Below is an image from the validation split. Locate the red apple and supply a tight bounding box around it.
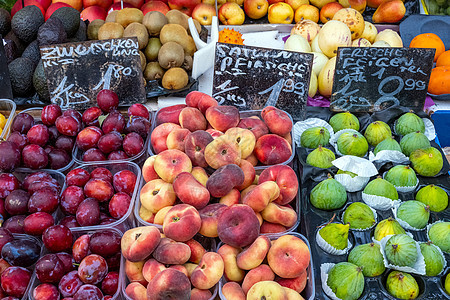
[83,0,111,9]
[113,0,144,8]
[81,5,107,21]
[141,0,169,14]
[108,1,134,11]
[11,0,45,17]
[45,2,72,20]
[168,0,201,16]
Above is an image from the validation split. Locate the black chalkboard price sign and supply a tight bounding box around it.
[40,37,146,110]
[212,42,313,121]
[0,37,13,100]
[330,47,435,112]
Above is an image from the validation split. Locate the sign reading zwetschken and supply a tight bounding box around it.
[330,47,435,112]
[212,43,313,121]
[40,37,145,110]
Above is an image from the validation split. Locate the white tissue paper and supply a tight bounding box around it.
[369,150,410,164]
[321,263,342,300]
[362,192,400,211]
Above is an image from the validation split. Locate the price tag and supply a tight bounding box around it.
[212,43,313,121]
[330,47,435,112]
[40,37,145,110]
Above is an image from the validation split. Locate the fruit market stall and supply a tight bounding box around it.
[0,0,449,300]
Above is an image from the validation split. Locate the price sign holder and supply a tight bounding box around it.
[0,36,13,100]
[40,37,145,110]
[330,47,435,112]
[212,42,313,121]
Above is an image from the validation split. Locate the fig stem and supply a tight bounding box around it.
[317,213,336,229]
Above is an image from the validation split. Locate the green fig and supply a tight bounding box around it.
[416,184,448,212]
[386,271,419,300]
[306,146,335,168]
[327,262,364,300]
[301,126,330,148]
[348,243,385,277]
[329,112,360,132]
[420,242,445,276]
[400,131,431,157]
[373,136,402,155]
[336,131,369,157]
[310,176,347,210]
[445,273,450,295]
[410,147,443,177]
[397,201,430,230]
[343,202,376,230]
[319,223,350,250]
[385,234,418,267]
[384,165,418,188]
[374,217,406,241]
[363,178,399,200]
[364,121,391,146]
[337,169,358,178]
[395,112,425,136]
[428,222,450,253]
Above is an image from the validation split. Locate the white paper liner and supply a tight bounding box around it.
[332,155,378,177]
[316,228,352,255]
[423,118,436,141]
[320,263,342,300]
[293,118,335,148]
[368,150,410,164]
[374,233,426,275]
[329,129,366,157]
[335,174,370,192]
[362,192,401,211]
[341,205,378,231]
[426,220,450,254]
[392,117,436,141]
[382,170,419,193]
[419,242,447,276]
[392,201,428,231]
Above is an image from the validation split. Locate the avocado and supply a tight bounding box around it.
[0,8,11,36]
[33,59,50,101]
[2,39,18,64]
[5,30,26,55]
[11,5,44,43]
[49,7,80,37]
[67,19,87,42]
[22,40,40,66]
[8,57,35,96]
[37,17,67,46]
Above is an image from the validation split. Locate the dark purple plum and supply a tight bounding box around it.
[61,186,85,215]
[55,135,75,153]
[1,239,41,267]
[35,254,65,283]
[6,132,28,150]
[27,124,49,146]
[3,215,26,233]
[108,150,128,160]
[76,198,100,226]
[0,141,21,172]
[101,111,125,134]
[28,187,59,213]
[89,230,121,257]
[101,271,119,296]
[58,270,83,298]
[97,131,122,154]
[66,168,90,186]
[0,173,20,199]
[22,144,48,169]
[73,284,103,300]
[11,113,34,134]
[82,148,106,161]
[5,189,29,215]
[23,212,55,236]
[48,149,71,169]
[97,89,119,113]
[122,132,144,157]
[125,116,150,139]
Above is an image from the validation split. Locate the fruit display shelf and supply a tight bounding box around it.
[0,99,16,141]
[296,107,450,299]
[65,161,141,234]
[10,107,76,173]
[28,227,123,300]
[120,230,218,300]
[217,232,315,300]
[72,110,154,167]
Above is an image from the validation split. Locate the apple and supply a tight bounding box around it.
[319,2,343,23]
[285,0,308,10]
[81,5,107,21]
[218,2,245,25]
[83,0,111,9]
[192,3,217,25]
[268,2,294,24]
[168,0,201,16]
[52,0,83,11]
[243,0,269,19]
[113,0,144,8]
[141,0,170,15]
[11,0,48,17]
[45,2,72,20]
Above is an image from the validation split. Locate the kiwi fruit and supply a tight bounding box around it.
[158,41,184,69]
[105,11,118,23]
[123,22,148,49]
[145,37,161,61]
[142,11,167,36]
[144,62,165,81]
[87,19,104,40]
[162,67,188,90]
[160,24,196,56]
[139,51,146,71]
[116,8,143,28]
[98,22,124,40]
[182,55,193,71]
[165,10,189,30]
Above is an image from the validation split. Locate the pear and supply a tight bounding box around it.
[319,223,350,250]
[372,0,406,24]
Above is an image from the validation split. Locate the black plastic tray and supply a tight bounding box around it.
[295,106,450,300]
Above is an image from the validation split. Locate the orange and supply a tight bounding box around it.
[436,50,450,67]
[409,33,445,62]
[428,66,450,95]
